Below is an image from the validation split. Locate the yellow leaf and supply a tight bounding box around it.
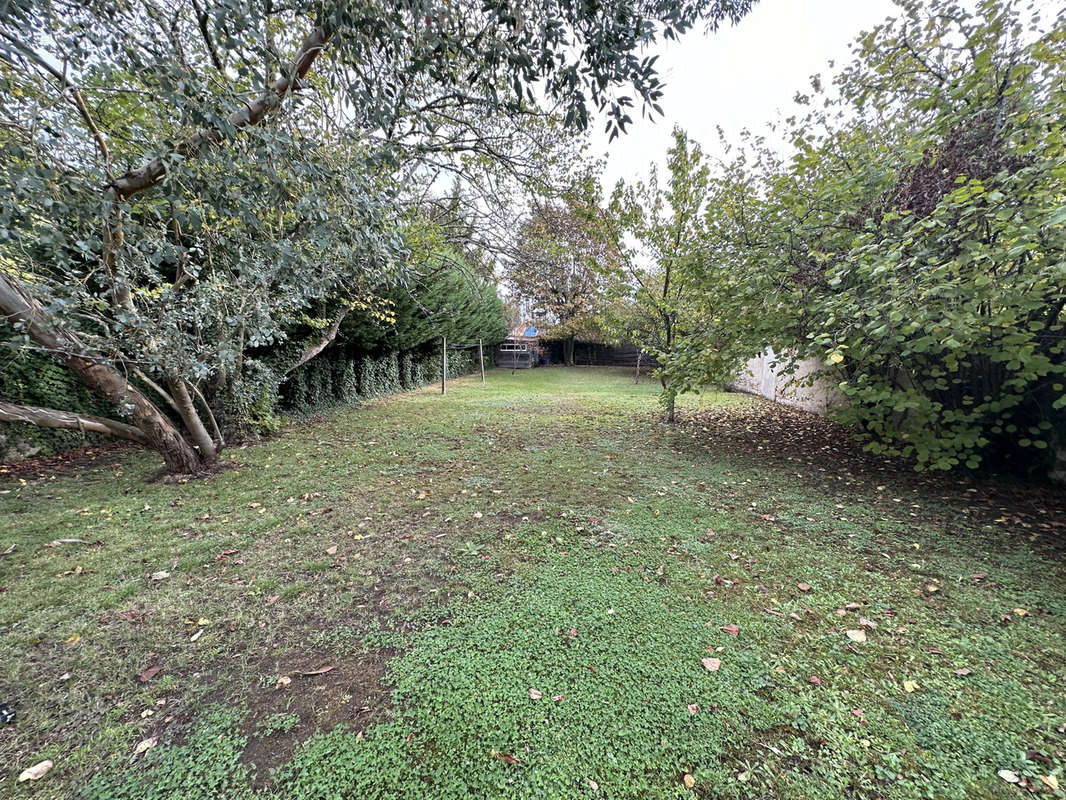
[683,773,695,788]
[1039,775,1059,791]
[1012,608,1029,616]
[903,680,919,693]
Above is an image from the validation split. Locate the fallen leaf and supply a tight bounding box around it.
[683,773,695,788]
[150,571,170,581]
[1039,775,1060,791]
[588,779,599,791]
[494,751,520,765]
[997,769,1020,784]
[844,602,861,611]
[528,688,542,700]
[809,675,822,686]
[720,624,739,636]
[134,736,158,756]
[797,583,812,592]
[1013,608,1029,616]
[845,629,867,643]
[275,675,291,689]
[701,657,722,672]
[569,627,577,638]
[299,665,336,676]
[687,703,699,715]
[552,694,565,703]
[137,665,161,683]
[325,545,338,555]
[903,680,919,693]
[18,759,53,782]
[267,595,280,605]
[953,668,971,676]
[858,616,877,629]
[189,628,204,642]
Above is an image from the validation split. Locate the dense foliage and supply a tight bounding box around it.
[638,0,1065,475]
[0,0,754,472]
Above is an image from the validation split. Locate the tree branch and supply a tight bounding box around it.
[284,305,350,375]
[0,400,150,445]
[110,26,332,199]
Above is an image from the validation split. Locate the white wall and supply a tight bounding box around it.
[732,348,843,415]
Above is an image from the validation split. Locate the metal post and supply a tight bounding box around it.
[441,336,447,395]
[478,339,485,382]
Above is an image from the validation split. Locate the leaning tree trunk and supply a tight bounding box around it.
[0,272,205,473]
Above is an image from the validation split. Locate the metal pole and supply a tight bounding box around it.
[478,339,485,382]
[441,336,446,395]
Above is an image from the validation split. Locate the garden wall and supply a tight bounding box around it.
[731,348,843,416]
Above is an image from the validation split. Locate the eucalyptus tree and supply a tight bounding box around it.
[0,0,755,473]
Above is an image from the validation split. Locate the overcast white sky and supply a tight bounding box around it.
[591,0,900,189]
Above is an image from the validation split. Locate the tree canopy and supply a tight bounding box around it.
[0,0,755,472]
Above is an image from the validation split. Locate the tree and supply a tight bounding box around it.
[0,0,755,473]
[682,0,1066,476]
[604,128,741,421]
[508,194,615,365]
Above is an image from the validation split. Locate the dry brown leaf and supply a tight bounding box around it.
[845,629,867,643]
[325,545,338,555]
[138,665,161,683]
[720,624,739,636]
[18,760,54,782]
[528,688,542,700]
[683,773,695,788]
[588,778,600,791]
[134,736,158,756]
[687,703,699,715]
[701,657,722,672]
[953,668,971,676]
[797,583,812,592]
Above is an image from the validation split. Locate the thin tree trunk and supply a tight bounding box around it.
[167,376,218,463]
[564,336,575,366]
[0,272,203,473]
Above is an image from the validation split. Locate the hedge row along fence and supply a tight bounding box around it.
[280,345,476,413]
[0,344,475,462]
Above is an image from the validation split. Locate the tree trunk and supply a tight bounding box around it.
[661,375,677,423]
[167,376,218,464]
[0,272,204,473]
[0,401,150,445]
[564,336,575,366]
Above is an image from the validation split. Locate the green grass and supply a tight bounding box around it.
[1,367,1063,799]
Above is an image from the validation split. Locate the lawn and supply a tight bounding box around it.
[1,367,1064,799]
